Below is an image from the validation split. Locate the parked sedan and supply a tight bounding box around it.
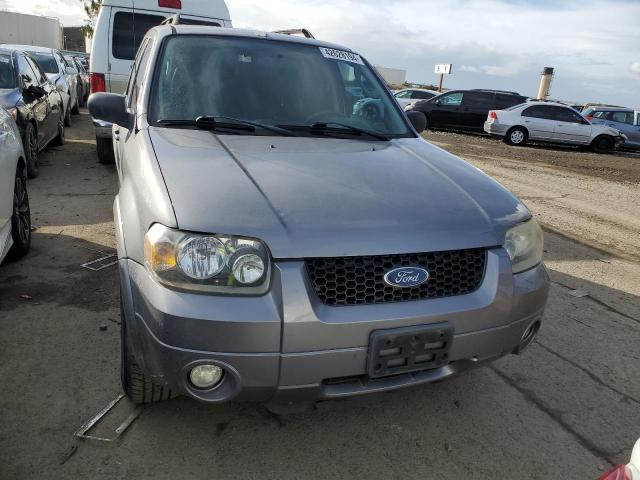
[2,45,78,126]
[90,25,549,411]
[484,101,626,153]
[0,47,65,178]
[393,88,438,108]
[64,55,88,108]
[0,107,31,263]
[583,106,640,151]
[407,89,528,131]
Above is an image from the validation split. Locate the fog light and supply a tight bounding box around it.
[232,253,265,284]
[189,364,223,389]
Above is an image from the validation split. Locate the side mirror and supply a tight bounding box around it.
[88,93,131,128]
[434,99,441,106]
[406,111,427,133]
[25,85,46,98]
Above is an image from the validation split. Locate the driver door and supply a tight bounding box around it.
[431,91,463,128]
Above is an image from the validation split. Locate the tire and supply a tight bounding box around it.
[23,122,39,179]
[8,165,31,258]
[121,294,175,404]
[77,86,85,108]
[505,126,528,146]
[64,104,72,127]
[49,111,65,147]
[96,137,115,164]
[423,113,430,130]
[71,91,80,115]
[591,135,614,154]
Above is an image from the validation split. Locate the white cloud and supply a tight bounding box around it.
[631,62,640,75]
[459,65,479,73]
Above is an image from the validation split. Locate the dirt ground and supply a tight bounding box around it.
[0,114,638,480]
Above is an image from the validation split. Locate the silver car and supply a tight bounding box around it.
[484,101,626,153]
[583,106,640,151]
[0,107,31,264]
[89,25,549,411]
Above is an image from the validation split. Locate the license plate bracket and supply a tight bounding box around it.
[367,323,454,378]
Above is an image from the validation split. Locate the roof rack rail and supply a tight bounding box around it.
[273,28,315,39]
[471,89,521,96]
[161,14,181,26]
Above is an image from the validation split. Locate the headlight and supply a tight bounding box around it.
[144,224,270,294]
[503,219,544,274]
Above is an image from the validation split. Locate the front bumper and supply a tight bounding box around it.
[120,248,550,405]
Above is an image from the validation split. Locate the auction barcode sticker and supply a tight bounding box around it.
[319,47,364,65]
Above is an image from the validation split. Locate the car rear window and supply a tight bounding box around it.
[0,54,15,88]
[27,52,59,74]
[112,12,165,60]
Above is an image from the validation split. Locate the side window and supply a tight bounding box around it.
[112,12,165,61]
[413,91,434,99]
[592,111,607,119]
[463,92,493,108]
[522,105,554,120]
[128,39,152,110]
[552,107,584,123]
[17,54,38,88]
[439,92,463,106]
[394,91,411,99]
[25,57,47,85]
[495,94,525,109]
[610,111,633,124]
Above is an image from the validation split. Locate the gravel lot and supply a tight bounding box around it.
[0,113,638,479]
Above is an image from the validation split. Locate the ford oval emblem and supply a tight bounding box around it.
[384,267,430,288]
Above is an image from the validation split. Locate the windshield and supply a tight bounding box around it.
[27,52,59,74]
[0,54,15,88]
[149,36,412,138]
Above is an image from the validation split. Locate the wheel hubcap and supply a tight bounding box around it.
[511,131,524,143]
[13,175,30,243]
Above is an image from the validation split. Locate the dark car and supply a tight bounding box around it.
[407,89,528,132]
[0,48,65,178]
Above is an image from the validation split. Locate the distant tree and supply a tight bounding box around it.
[80,0,102,36]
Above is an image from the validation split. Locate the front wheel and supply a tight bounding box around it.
[120,295,176,404]
[96,137,115,164]
[9,165,31,258]
[23,122,39,179]
[50,111,65,147]
[64,104,72,127]
[591,135,614,154]
[505,126,528,146]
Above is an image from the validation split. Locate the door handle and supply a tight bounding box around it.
[113,128,120,141]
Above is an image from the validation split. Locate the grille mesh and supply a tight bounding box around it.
[306,248,486,306]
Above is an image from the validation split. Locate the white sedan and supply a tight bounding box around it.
[0,107,31,264]
[393,88,438,109]
[484,101,626,153]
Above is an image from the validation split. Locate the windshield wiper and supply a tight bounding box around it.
[278,122,389,141]
[156,116,296,137]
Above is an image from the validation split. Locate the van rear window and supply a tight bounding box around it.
[112,12,165,60]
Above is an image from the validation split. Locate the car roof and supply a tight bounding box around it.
[159,25,357,52]
[398,88,438,93]
[521,100,572,108]
[1,44,56,54]
[588,106,633,112]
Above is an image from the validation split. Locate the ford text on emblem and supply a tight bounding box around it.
[383,267,430,288]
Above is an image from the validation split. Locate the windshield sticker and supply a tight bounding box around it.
[319,47,364,65]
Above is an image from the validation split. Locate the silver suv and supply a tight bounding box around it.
[89,25,550,411]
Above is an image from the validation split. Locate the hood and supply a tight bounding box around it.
[148,128,529,258]
[0,88,20,110]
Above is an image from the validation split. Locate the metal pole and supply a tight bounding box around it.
[438,73,444,92]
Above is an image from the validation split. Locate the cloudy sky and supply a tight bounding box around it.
[1,0,638,105]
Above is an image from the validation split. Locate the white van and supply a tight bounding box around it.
[89,0,232,162]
